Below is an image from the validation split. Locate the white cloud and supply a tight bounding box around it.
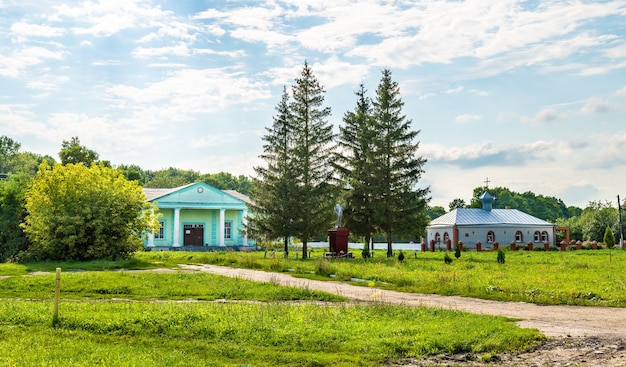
[581,97,613,113]
[455,114,481,123]
[10,22,65,38]
[0,46,65,77]
[105,67,272,120]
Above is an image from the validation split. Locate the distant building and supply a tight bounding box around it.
[143,182,251,249]
[426,190,556,249]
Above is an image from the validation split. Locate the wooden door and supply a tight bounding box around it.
[184,224,204,246]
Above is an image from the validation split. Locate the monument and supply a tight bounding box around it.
[328,204,350,257]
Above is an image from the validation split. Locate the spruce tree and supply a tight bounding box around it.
[371,69,430,257]
[290,61,335,259]
[247,86,298,255]
[337,83,378,250]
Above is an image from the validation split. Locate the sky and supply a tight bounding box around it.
[1,0,625,210]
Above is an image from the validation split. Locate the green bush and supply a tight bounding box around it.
[397,250,405,262]
[444,253,452,264]
[361,244,370,259]
[497,249,505,264]
[454,245,461,259]
[314,258,333,277]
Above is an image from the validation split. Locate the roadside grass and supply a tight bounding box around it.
[0,299,543,366]
[124,249,626,307]
[0,271,345,302]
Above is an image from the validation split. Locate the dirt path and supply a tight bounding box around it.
[180,264,626,366]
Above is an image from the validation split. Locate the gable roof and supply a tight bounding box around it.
[429,208,553,227]
[142,182,249,208]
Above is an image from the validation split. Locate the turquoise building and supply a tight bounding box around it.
[143,182,250,249]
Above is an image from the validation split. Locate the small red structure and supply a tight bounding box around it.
[328,227,350,257]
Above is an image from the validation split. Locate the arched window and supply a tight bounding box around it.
[541,231,548,242]
[515,231,523,243]
[534,231,541,242]
[486,231,495,243]
[443,232,450,242]
[435,233,441,244]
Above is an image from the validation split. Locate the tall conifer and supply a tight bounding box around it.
[371,69,430,257]
[247,86,298,254]
[337,84,378,250]
[290,61,335,259]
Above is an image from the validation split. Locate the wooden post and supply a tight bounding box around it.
[53,268,61,325]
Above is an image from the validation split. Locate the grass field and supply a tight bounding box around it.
[1,249,621,365]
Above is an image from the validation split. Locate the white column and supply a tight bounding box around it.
[242,210,248,246]
[173,207,181,247]
[219,208,225,246]
[147,233,155,247]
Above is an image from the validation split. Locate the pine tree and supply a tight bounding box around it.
[337,83,378,250]
[289,61,335,259]
[370,69,430,257]
[247,86,299,255]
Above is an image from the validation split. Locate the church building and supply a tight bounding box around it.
[427,190,556,249]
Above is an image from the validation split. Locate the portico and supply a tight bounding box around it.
[143,182,250,248]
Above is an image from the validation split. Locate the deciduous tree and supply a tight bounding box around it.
[23,162,158,261]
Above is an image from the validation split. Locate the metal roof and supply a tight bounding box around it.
[429,208,553,227]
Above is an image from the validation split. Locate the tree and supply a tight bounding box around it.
[336,83,378,250]
[370,69,429,257]
[289,62,336,259]
[59,137,99,166]
[449,198,466,211]
[0,174,31,261]
[247,86,299,255]
[144,167,200,188]
[427,206,446,220]
[579,201,618,242]
[603,226,615,249]
[22,162,158,261]
[0,136,21,173]
[201,172,252,195]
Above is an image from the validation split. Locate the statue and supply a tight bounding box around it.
[334,203,344,227]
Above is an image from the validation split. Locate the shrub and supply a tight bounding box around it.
[454,245,461,259]
[361,244,370,259]
[497,249,505,264]
[397,250,405,262]
[532,246,544,251]
[444,253,453,264]
[314,258,333,277]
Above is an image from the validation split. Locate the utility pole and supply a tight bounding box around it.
[618,195,624,249]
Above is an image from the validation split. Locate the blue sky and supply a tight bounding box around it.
[1,0,625,210]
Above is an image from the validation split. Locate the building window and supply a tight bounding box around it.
[486,231,495,243]
[443,232,450,242]
[534,231,541,242]
[155,220,165,239]
[224,221,232,240]
[541,231,548,242]
[515,231,523,243]
[435,232,441,244]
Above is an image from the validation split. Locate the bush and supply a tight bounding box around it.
[361,244,370,259]
[532,246,544,251]
[454,245,461,259]
[444,253,452,264]
[497,249,505,264]
[314,258,333,277]
[397,250,405,262]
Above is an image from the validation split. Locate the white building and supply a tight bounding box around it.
[427,191,556,249]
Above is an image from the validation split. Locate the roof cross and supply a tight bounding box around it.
[484,177,490,188]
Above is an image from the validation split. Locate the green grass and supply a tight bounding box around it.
[110,249,626,307]
[0,299,543,366]
[0,271,345,302]
[3,249,625,306]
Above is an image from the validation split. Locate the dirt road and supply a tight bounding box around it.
[180,264,626,366]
